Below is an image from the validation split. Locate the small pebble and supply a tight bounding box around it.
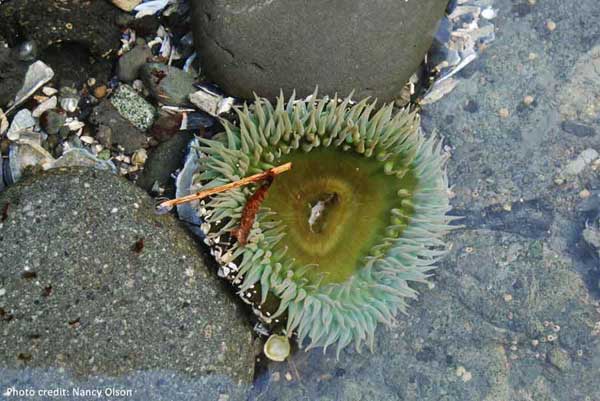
[546,20,556,32]
[94,85,108,99]
[531,339,539,347]
[580,189,591,199]
[80,135,95,144]
[528,0,536,4]
[284,372,293,381]
[528,52,538,60]
[131,148,148,166]
[498,108,510,118]
[481,8,496,19]
[0,288,6,296]
[42,87,58,96]
[523,95,535,106]
[503,293,513,302]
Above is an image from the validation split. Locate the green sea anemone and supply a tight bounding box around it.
[192,92,452,357]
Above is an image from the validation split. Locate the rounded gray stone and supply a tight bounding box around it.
[117,43,153,83]
[0,168,254,400]
[140,63,197,107]
[190,0,448,101]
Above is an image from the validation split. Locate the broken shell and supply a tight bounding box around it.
[60,97,79,113]
[6,61,54,114]
[32,96,58,118]
[6,109,36,141]
[263,334,291,362]
[42,86,59,96]
[131,148,148,166]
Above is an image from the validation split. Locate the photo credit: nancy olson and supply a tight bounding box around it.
[3,386,133,398]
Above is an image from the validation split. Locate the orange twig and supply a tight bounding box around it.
[157,162,292,211]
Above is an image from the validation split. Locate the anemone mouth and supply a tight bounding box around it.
[192,92,452,357]
[262,147,417,285]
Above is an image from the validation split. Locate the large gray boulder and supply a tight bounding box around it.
[190,0,448,101]
[0,168,254,401]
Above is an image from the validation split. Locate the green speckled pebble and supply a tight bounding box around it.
[110,84,156,131]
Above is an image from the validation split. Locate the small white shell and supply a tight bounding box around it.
[481,8,497,20]
[264,334,291,362]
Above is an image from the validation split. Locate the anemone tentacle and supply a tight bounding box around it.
[192,92,452,357]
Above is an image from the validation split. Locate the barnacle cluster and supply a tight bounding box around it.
[192,92,452,357]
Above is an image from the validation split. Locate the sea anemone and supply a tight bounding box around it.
[192,92,452,357]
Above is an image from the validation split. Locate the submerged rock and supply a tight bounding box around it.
[136,132,194,194]
[190,0,448,101]
[0,168,254,399]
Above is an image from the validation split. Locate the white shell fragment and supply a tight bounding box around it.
[65,120,85,131]
[420,0,496,104]
[189,88,234,117]
[42,86,58,96]
[263,334,291,362]
[419,78,459,105]
[80,135,95,144]
[32,95,58,118]
[60,97,79,113]
[6,109,36,141]
[7,61,54,114]
[134,0,173,18]
[481,8,497,19]
[0,108,8,136]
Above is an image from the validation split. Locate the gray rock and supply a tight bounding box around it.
[117,42,153,82]
[95,125,113,148]
[140,63,198,106]
[39,42,112,90]
[39,110,66,136]
[0,44,28,108]
[0,0,122,59]
[89,100,148,153]
[0,168,254,400]
[547,348,571,371]
[190,0,448,101]
[561,120,596,137]
[137,132,194,194]
[110,84,156,131]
